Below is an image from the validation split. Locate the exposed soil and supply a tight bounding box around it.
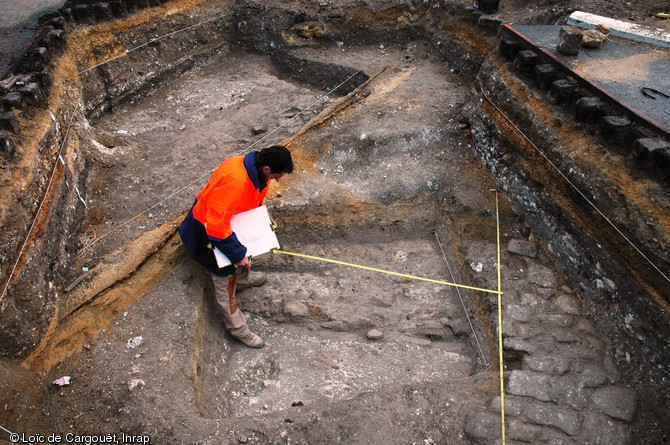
[1,0,670,444]
[41,39,495,443]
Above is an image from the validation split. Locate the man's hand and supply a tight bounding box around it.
[235,257,251,268]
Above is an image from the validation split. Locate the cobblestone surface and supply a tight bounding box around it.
[464,245,636,444]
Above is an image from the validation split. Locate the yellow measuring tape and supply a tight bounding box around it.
[273,194,507,444]
[271,249,501,295]
[495,192,507,445]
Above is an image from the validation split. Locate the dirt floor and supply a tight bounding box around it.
[2,0,670,444]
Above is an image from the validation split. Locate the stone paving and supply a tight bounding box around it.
[464,250,637,444]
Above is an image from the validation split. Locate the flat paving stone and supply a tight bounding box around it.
[525,402,582,436]
[520,292,551,309]
[527,264,558,288]
[504,337,538,354]
[580,411,632,445]
[562,384,591,410]
[526,356,570,375]
[465,411,501,442]
[553,294,582,315]
[591,386,638,422]
[512,323,535,340]
[488,395,523,417]
[508,418,543,443]
[505,304,530,322]
[552,329,581,343]
[539,314,574,328]
[507,371,557,403]
[536,287,557,299]
[579,364,609,388]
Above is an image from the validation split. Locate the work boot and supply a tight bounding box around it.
[236,332,264,348]
[236,270,267,291]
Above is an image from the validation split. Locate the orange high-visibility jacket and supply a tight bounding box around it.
[192,154,269,240]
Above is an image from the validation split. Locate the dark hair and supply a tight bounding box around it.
[257,145,294,174]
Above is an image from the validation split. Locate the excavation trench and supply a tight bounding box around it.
[2,1,670,444]
[14,10,502,439]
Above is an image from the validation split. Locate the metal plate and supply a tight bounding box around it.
[506,24,670,138]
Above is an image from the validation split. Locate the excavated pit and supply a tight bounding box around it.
[64,37,489,413]
[2,1,670,444]
[28,38,498,442]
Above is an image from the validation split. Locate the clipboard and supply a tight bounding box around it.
[213,205,280,267]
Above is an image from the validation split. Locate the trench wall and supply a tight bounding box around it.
[1,1,668,437]
[468,47,670,307]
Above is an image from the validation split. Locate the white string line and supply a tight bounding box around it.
[482,91,670,284]
[79,12,230,74]
[78,63,371,255]
[73,4,371,252]
[0,427,35,445]
[434,229,490,369]
[0,113,76,306]
[0,425,32,445]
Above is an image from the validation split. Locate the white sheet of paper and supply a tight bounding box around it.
[213,205,280,268]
